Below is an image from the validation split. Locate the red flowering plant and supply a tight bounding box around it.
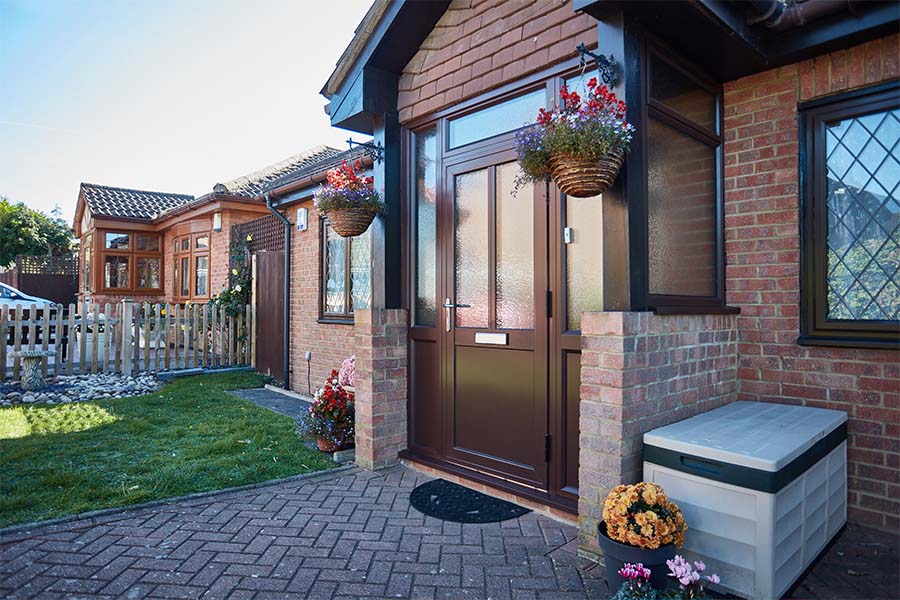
[515,77,635,185]
[296,369,355,449]
[313,159,384,215]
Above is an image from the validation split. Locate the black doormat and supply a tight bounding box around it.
[409,479,531,524]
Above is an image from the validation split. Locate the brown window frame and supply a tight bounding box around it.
[799,81,899,349]
[172,232,210,302]
[98,230,163,293]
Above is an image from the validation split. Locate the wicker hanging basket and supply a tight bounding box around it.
[326,207,377,237]
[548,150,625,198]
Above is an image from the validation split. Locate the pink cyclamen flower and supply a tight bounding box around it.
[706,574,720,585]
[694,560,706,572]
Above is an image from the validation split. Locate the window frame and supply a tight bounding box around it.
[98,229,163,293]
[641,40,731,313]
[171,231,211,301]
[799,81,900,349]
[319,218,354,323]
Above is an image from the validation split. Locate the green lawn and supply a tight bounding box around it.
[0,372,335,528]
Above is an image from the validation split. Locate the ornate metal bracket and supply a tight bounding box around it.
[346,139,384,164]
[576,43,622,87]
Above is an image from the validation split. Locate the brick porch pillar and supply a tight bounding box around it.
[577,311,738,559]
[353,308,408,470]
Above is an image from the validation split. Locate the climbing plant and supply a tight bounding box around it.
[210,234,253,317]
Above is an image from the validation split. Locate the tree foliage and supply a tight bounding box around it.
[0,198,74,268]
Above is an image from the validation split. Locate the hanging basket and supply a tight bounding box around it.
[326,207,377,237]
[548,150,625,198]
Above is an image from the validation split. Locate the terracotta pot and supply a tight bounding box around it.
[598,521,675,592]
[548,150,625,198]
[326,207,377,237]
[316,437,338,452]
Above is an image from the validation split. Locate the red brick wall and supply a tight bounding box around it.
[398,0,596,123]
[578,311,739,557]
[724,35,899,532]
[287,199,357,393]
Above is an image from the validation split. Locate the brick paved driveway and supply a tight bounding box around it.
[0,467,604,599]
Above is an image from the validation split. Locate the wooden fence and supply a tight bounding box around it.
[1,301,255,382]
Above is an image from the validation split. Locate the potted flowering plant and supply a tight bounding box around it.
[314,160,384,237]
[515,77,634,197]
[599,482,687,591]
[611,559,721,600]
[297,369,355,452]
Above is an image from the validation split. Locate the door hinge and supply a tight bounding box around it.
[545,290,552,319]
[544,433,551,462]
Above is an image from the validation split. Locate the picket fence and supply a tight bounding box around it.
[1,301,255,382]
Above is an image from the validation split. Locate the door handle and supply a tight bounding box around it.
[443,298,471,332]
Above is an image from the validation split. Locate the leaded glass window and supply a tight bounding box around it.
[321,220,370,320]
[800,83,899,348]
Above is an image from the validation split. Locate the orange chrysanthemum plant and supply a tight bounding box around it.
[602,483,687,550]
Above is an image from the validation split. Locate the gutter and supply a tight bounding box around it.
[264,192,292,390]
[746,0,858,32]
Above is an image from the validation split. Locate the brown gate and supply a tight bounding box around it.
[254,251,285,382]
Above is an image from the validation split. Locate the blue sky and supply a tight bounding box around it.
[0,0,372,223]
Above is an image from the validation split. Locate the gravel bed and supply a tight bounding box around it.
[1,373,161,407]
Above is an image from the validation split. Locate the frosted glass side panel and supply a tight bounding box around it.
[415,128,438,326]
[566,195,603,330]
[448,89,544,149]
[454,169,489,328]
[648,118,717,297]
[496,162,534,329]
[350,228,371,311]
[324,223,346,314]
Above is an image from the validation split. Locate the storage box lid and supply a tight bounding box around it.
[643,401,847,472]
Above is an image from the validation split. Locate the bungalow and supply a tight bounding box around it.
[73,146,341,307]
[268,0,900,557]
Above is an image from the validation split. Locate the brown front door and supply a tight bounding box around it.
[439,151,549,489]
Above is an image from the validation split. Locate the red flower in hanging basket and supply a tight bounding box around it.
[314,160,385,236]
[515,77,635,197]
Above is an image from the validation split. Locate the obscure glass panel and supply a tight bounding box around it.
[173,259,179,296]
[180,257,189,295]
[415,128,438,326]
[454,168,489,328]
[825,108,900,320]
[448,89,545,149]
[195,256,209,296]
[324,223,346,314]
[136,257,160,289]
[648,118,717,297]
[195,235,209,249]
[105,232,129,250]
[650,55,717,132]
[350,229,371,311]
[496,162,534,329]
[181,238,190,251]
[136,234,160,252]
[566,195,603,330]
[104,255,129,288]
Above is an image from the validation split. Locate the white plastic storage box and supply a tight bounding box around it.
[643,401,847,600]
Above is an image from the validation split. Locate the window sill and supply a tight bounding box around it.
[318,317,355,326]
[797,334,899,350]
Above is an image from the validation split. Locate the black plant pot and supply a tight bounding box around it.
[598,521,675,593]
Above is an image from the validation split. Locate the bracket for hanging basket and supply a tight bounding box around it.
[576,43,622,87]
[346,139,384,164]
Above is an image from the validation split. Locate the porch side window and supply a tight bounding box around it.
[645,50,724,310]
[414,127,437,326]
[800,83,899,348]
[320,220,370,321]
